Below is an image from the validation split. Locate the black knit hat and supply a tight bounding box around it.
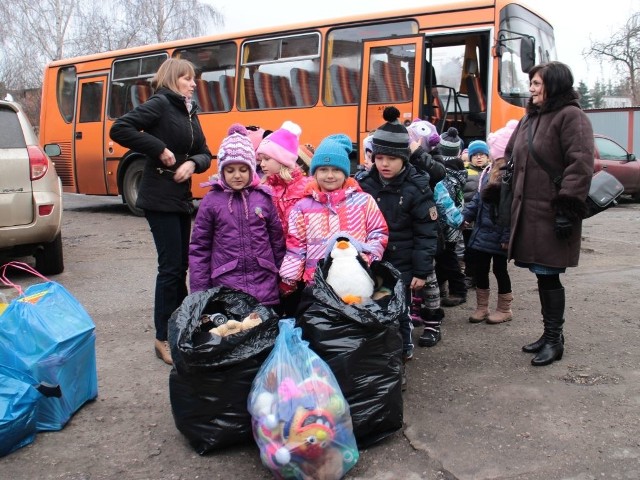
[439,127,464,159]
[371,106,411,162]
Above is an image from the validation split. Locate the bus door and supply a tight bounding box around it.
[359,36,424,161]
[74,75,108,194]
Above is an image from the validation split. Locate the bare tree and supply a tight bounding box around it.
[114,0,224,45]
[0,0,224,91]
[586,12,640,105]
[72,4,142,54]
[4,0,76,62]
[0,0,77,92]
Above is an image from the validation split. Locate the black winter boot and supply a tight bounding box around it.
[523,288,565,353]
[531,288,565,366]
[522,289,546,353]
[419,308,444,347]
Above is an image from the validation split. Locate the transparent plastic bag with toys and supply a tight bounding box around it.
[248,319,358,480]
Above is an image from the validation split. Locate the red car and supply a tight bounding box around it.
[593,134,640,201]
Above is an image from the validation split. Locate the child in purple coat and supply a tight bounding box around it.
[189,124,285,306]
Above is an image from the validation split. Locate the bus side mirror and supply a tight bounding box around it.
[44,144,62,157]
[520,37,535,73]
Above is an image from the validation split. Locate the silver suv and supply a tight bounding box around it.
[0,100,64,274]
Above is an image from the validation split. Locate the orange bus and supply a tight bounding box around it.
[39,0,556,215]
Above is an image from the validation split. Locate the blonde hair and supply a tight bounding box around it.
[151,58,195,95]
[278,164,293,182]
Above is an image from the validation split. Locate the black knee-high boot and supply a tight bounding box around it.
[523,289,565,353]
[522,289,546,353]
[531,288,565,366]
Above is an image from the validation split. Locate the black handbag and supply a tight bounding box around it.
[583,170,624,218]
[526,119,624,219]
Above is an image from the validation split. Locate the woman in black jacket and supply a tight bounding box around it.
[110,58,212,365]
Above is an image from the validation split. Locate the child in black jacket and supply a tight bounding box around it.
[358,107,439,389]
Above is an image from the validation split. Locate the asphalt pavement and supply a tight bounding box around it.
[0,193,639,480]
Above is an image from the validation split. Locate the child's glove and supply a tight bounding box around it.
[279,280,297,297]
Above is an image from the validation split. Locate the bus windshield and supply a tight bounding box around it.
[498,3,557,106]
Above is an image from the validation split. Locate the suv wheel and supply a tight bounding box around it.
[35,231,64,275]
[123,160,145,217]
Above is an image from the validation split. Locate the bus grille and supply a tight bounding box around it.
[53,142,76,189]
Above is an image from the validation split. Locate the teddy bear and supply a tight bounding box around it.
[209,312,262,336]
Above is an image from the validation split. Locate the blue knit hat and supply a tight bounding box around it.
[310,134,352,177]
[467,140,489,159]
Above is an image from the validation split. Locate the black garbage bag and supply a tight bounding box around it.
[296,261,405,448]
[168,287,279,454]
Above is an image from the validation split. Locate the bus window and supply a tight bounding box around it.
[79,81,104,123]
[368,45,414,104]
[430,42,466,121]
[175,43,237,113]
[240,33,320,110]
[421,32,490,139]
[324,21,417,106]
[57,66,77,123]
[498,3,556,107]
[109,53,168,118]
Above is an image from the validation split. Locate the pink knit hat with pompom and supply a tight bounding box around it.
[245,126,266,151]
[217,123,256,172]
[487,119,519,160]
[256,121,302,169]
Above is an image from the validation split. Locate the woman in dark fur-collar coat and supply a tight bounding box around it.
[504,61,594,367]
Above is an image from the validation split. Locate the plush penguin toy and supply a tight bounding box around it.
[324,235,375,305]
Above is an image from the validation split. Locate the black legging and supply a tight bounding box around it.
[536,273,563,291]
[472,249,511,294]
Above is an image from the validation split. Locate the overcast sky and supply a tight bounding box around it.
[209,0,639,86]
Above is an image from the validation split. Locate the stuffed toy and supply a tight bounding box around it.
[372,276,393,300]
[407,118,441,152]
[241,312,262,331]
[324,236,375,305]
[209,312,262,337]
[251,373,356,479]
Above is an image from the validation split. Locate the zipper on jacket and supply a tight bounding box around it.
[187,109,195,155]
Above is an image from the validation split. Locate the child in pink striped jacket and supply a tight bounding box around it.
[279,134,388,292]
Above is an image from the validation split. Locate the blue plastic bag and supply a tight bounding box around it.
[248,319,359,479]
[0,262,98,431]
[0,364,61,457]
[0,365,40,457]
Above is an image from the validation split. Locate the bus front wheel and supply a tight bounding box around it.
[123,160,145,217]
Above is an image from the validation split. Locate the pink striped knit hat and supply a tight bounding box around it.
[217,123,256,172]
[256,121,302,169]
